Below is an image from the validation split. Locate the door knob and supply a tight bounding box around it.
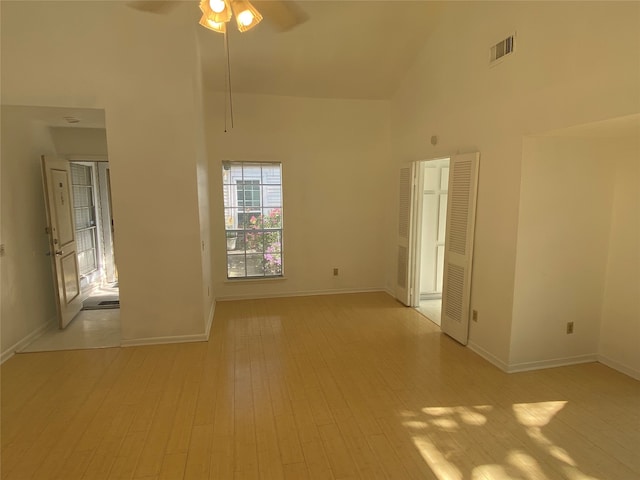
[55,250,63,256]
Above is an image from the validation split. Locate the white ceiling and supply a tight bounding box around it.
[194,0,443,99]
[0,0,443,130]
[1,1,440,102]
[25,106,107,129]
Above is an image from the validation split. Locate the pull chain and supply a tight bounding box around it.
[223,28,234,132]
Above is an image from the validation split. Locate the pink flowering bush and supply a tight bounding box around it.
[241,209,282,275]
[264,243,282,275]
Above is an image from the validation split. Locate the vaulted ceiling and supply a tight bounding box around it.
[2,1,443,103]
[195,1,443,99]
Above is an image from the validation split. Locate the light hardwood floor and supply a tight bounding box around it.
[2,292,639,480]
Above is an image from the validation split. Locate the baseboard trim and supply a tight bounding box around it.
[215,287,386,302]
[506,353,598,373]
[467,343,602,374]
[121,333,208,348]
[122,299,216,348]
[597,354,640,381]
[1,316,56,364]
[467,341,510,372]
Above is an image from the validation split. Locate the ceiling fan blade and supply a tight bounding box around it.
[256,1,308,32]
[127,1,179,15]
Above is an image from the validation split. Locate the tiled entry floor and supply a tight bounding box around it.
[417,298,442,326]
[20,309,121,353]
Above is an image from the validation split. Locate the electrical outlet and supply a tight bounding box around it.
[333,268,339,276]
[566,322,574,334]
[472,310,478,322]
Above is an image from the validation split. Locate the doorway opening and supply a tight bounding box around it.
[22,155,120,353]
[412,158,449,326]
[69,160,119,309]
[396,152,479,345]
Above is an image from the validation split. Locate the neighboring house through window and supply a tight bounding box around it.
[237,179,261,228]
[222,161,283,278]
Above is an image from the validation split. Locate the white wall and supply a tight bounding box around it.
[1,106,59,357]
[390,1,640,366]
[599,136,640,378]
[204,91,392,299]
[102,77,206,342]
[1,1,210,344]
[194,41,214,332]
[49,127,108,157]
[511,137,615,369]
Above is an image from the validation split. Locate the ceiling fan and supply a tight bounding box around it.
[128,1,306,131]
[128,0,308,33]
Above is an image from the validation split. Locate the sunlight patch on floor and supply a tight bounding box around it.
[512,400,567,427]
[420,405,492,427]
[506,450,545,478]
[413,436,463,480]
[407,401,594,480]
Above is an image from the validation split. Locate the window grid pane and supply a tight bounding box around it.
[222,162,283,279]
[70,163,98,277]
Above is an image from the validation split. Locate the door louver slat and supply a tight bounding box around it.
[448,160,472,255]
[444,263,464,323]
[397,246,408,289]
[441,152,480,345]
[399,168,411,238]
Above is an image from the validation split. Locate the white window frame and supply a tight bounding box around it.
[222,161,284,279]
[70,162,99,279]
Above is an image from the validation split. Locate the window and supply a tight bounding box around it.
[70,163,98,277]
[222,161,283,278]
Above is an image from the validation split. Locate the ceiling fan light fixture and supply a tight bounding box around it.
[199,0,231,24]
[199,13,227,33]
[230,0,263,32]
[209,0,226,13]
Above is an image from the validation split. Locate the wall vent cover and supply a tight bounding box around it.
[490,33,515,65]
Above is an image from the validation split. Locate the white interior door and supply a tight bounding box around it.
[42,156,83,328]
[410,161,426,307]
[441,152,480,345]
[105,166,118,283]
[396,163,417,305]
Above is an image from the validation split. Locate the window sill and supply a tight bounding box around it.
[224,276,287,284]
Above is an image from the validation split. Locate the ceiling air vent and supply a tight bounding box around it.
[490,33,515,65]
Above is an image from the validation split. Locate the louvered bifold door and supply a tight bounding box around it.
[441,152,480,344]
[396,164,416,306]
